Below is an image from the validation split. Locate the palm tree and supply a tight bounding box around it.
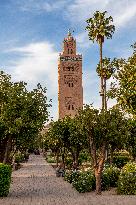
[86,11,115,110]
[96,57,115,110]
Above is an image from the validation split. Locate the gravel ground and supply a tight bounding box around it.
[0,154,135,205]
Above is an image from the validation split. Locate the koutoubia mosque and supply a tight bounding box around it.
[58,31,83,118]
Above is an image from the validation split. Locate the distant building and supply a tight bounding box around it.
[58,31,83,118]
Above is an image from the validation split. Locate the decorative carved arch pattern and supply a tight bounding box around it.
[62,62,80,72]
[64,75,78,85]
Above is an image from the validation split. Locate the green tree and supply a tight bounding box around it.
[0,71,50,163]
[78,105,127,194]
[67,116,88,167]
[45,116,87,168]
[108,43,136,118]
[86,11,115,110]
[45,119,66,166]
[126,119,136,160]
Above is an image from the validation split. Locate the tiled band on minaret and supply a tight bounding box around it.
[58,31,83,118]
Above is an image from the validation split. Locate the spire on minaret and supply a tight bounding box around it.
[68,29,72,38]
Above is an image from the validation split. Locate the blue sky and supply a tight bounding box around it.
[0,0,136,120]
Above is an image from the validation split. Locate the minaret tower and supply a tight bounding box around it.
[58,30,83,118]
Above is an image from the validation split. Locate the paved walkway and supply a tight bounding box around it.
[0,154,135,205]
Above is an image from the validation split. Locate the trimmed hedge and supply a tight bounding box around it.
[72,170,95,193]
[64,165,120,192]
[0,163,12,197]
[102,165,120,190]
[64,169,95,193]
[113,151,130,168]
[117,162,136,195]
[64,170,80,184]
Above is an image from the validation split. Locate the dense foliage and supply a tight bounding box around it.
[64,165,120,193]
[96,57,115,80]
[117,162,136,195]
[112,150,131,168]
[0,163,12,197]
[102,165,120,190]
[86,11,115,43]
[72,170,95,193]
[0,71,50,163]
[108,44,136,118]
[45,116,87,167]
[64,169,95,193]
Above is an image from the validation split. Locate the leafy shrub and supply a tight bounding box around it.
[0,163,12,197]
[117,162,136,195]
[64,170,80,184]
[72,170,95,193]
[65,158,73,168]
[102,165,120,190]
[15,153,25,164]
[46,156,56,163]
[65,170,95,193]
[78,151,91,165]
[101,171,110,190]
[113,151,130,168]
[65,165,120,193]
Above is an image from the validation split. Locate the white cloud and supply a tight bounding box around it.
[15,0,136,28]
[8,42,59,120]
[66,0,109,23]
[113,2,136,28]
[66,0,136,28]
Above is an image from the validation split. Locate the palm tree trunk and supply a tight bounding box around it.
[104,77,107,110]
[99,39,104,110]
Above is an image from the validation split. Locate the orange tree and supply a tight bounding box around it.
[108,43,136,118]
[45,116,87,168]
[0,71,50,163]
[77,105,127,194]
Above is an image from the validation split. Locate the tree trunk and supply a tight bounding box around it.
[56,150,59,167]
[91,141,106,194]
[110,147,114,164]
[0,137,8,162]
[62,148,65,169]
[104,77,107,111]
[75,151,79,164]
[99,39,104,111]
[95,169,102,194]
[3,137,12,164]
[74,151,79,169]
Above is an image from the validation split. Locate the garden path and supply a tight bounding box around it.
[0,154,135,205]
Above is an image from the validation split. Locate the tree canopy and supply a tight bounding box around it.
[108,43,136,118]
[0,71,51,163]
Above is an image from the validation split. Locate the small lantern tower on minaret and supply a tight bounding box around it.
[58,30,83,118]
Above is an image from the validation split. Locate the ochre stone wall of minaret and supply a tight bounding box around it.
[58,31,83,119]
